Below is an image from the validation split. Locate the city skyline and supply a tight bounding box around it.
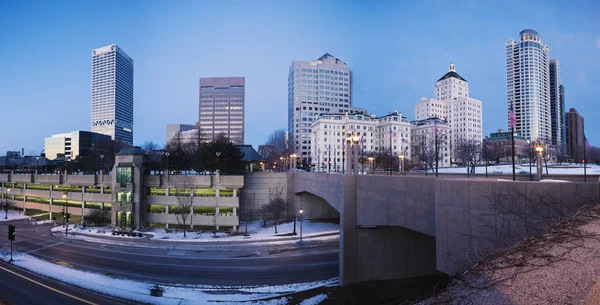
[1,1,599,155]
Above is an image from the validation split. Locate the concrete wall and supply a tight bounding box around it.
[290,172,600,286]
[240,172,288,220]
[434,179,600,274]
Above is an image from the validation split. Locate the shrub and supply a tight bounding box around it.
[87,209,110,226]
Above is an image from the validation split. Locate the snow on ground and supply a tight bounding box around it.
[54,220,339,244]
[0,211,30,222]
[0,251,337,305]
[298,294,328,305]
[436,163,600,175]
[51,225,144,239]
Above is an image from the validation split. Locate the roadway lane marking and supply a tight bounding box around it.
[25,241,64,254]
[0,264,99,305]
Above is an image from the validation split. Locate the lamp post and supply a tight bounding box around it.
[299,208,304,243]
[527,140,532,181]
[368,157,374,175]
[62,192,69,236]
[398,154,405,176]
[165,152,171,174]
[535,146,544,181]
[99,154,105,176]
[35,157,39,175]
[4,188,11,219]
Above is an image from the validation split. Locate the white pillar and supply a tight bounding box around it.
[100,202,104,210]
[165,188,170,196]
[100,186,104,194]
[233,207,237,216]
[233,189,237,197]
[165,205,170,214]
[216,189,220,197]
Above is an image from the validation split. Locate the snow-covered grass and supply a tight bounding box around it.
[1,251,337,305]
[0,211,30,222]
[437,163,600,175]
[53,220,339,244]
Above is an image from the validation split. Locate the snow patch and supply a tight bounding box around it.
[1,251,337,305]
[299,294,328,305]
[0,211,30,222]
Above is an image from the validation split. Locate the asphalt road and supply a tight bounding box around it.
[0,259,137,305]
[0,219,339,287]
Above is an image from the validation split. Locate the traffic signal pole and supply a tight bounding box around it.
[8,224,15,262]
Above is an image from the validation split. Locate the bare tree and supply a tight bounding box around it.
[542,144,557,174]
[267,182,286,234]
[456,138,483,173]
[412,137,435,173]
[173,178,193,238]
[258,204,270,228]
[265,129,287,155]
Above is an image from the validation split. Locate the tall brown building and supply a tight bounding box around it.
[199,77,245,144]
[565,108,585,162]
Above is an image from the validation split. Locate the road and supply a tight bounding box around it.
[0,219,339,288]
[0,259,136,305]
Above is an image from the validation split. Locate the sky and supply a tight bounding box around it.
[0,0,599,156]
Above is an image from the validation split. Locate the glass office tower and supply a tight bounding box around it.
[91,44,134,145]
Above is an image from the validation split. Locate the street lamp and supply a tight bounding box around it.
[99,154,105,175]
[165,152,171,174]
[4,188,11,219]
[398,154,405,176]
[215,152,221,172]
[368,157,374,175]
[535,146,544,181]
[299,208,304,243]
[62,192,69,236]
[527,140,532,181]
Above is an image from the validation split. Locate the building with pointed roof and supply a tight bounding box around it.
[288,53,352,167]
[414,63,483,164]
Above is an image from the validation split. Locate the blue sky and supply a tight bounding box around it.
[1,0,599,156]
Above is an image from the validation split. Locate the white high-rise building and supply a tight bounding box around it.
[506,29,551,143]
[310,109,411,172]
[91,44,134,145]
[411,117,451,167]
[288,53,352,166]
[414,63,482,161]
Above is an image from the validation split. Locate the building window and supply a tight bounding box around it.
[116,167,132,187]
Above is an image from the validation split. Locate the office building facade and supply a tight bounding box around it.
[410,117,451,167]
[565,108,585,162]
[414,63,483,161]
[91,44,134,145]
[288,53,352,165]
[166,124,195,145]
[198,77,245,144]
[506,29,551,143]
[44,131,113,161]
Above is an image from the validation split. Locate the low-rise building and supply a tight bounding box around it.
[44,131,113,161]
[310,109,411,172]
[411,117,451,167]
[484,129,529,163]
[0,148,243,231]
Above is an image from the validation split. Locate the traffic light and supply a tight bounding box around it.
[8,225,15,240]
[66,213,71,222]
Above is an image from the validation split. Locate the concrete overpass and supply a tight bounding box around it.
[289,172,600,286]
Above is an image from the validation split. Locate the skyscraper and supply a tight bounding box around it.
[549,59,562,146]
[506,29,551,143]
[565,108,585,161]
[288,53,352,164]
[91,44,134,145]
[559,84,566,151]
[198,77,245,144]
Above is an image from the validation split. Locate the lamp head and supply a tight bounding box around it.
[399,154,405,159]
[535,146,544,153]
[299,209,303,215]
[6,188,10,193]
[352,136,359,142]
